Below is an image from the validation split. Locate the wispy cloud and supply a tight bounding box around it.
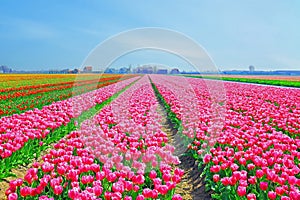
[74,27,102,36]
[0,17,57,39]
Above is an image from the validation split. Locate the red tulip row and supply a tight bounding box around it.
[0,76,123,100]
[0,75,138,118]
[150,75,300,200]
[0,75,123,93]
[6,75,183,200]
[0,77,139,160]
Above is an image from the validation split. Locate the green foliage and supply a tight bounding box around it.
[185,75,300,88]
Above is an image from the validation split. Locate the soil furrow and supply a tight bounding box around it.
[156,102,212,200]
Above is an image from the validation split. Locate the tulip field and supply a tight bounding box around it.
[0,74,136,117]
[0,74,300,200]
[187,75,300,88]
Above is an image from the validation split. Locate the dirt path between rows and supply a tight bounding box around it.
[156,102,212,200]
[0,87,212,200]
[0,80,139,200]
[0,146,52,199]
[0,166,27,199]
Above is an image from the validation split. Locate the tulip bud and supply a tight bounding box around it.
[237,186,246,196]
[259,182,268,191]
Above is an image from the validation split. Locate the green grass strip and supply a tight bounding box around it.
[184,75,300,88]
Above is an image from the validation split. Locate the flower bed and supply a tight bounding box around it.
[6,76,184,200]
[150,75,300,200]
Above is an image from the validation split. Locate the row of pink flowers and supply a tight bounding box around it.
[0,77,140,159]
[150,75,300,200]
[219,80,300,137]
[6,76,183,200]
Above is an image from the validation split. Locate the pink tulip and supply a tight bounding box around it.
[172,194,183,200]
[260,182,268,191]
[7,193,18,200]
[136,195,145,200]
[157,185,169,195]
[213,174,220,182]
[237,186,247,196]
[247,193,256,200]
[149,170,157,179]
[268,191,277,200]
[53,185,63,195]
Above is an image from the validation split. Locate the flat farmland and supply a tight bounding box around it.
[0,74,136,117]
[0,74,299,200]
[201,74,300,81]
[188,74,300,88]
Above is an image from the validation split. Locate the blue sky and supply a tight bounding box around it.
[0,0,300,71]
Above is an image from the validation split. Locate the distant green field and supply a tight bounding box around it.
[185,75,300,88]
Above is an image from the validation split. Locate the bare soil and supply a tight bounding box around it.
[0,147,51,199]
[0,95,214,200]
[157,103,212,200]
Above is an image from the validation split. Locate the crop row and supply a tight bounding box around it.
[6,76,183,200]
[0,75,119,93]
[0,75,137,117]
[0,74,109,89]
[0,76,120,97]
[187,75,300,88]
[0,77,140,179]
[150,75,300,200]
